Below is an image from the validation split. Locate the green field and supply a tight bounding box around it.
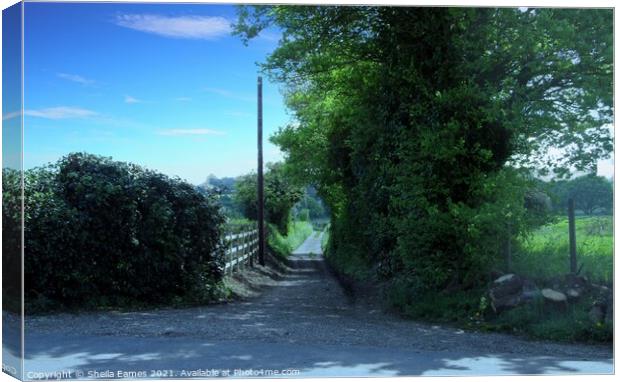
[514,216,613,284]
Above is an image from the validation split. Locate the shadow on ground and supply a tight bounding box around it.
[17,232,614,379]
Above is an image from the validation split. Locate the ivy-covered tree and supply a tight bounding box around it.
[233,6,612,298]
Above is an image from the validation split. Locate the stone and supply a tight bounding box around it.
[495,274,515,283]
[590,283,611,297]
[564,273,589,289]
[489,269,504,281]
[490,292,522,313]
[489,274,525,312]
[541,288,567,303]
[490,274,523,298]
[566,288,581,299]
[562,274,589,299]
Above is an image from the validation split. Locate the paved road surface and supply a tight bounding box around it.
[292,231,324,256]
[8,231,613,379]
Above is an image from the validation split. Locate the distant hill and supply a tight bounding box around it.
[198,174,237,192]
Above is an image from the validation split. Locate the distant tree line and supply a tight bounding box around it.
[292,186,330,222]
[544,174,613,215]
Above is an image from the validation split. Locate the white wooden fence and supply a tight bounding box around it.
[223,227,259,274]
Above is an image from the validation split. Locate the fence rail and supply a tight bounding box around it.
[223,224,260,274]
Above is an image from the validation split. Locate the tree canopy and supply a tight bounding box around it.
[234,6,613,296]
[549,174,613,215]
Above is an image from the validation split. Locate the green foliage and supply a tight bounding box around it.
[234,162,302,235]
[234,6,612,301]
[199,175,244,219]
[3,153,226,312]
[320,226,330,253]
[388,287,484,324]
[2,168,22,312]
[267,221,314,259]
[555,174,612,215]
[297,208,310,221]
[492,298,612,343]
[292,187,329,221]
[546,175,613,215]
[514,216,613,284]
[224,217,254,231]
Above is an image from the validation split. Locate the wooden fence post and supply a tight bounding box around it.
[568,198,577,274]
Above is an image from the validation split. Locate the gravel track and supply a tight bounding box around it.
[18,233,613,377]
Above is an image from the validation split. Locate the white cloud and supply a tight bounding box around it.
[116,14,231,40]
[57,73,95,85]
[156,128,225,136]
[24,107,98,119]
[124,95,141,104]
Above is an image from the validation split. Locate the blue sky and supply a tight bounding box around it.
[2,1,21,171]
[3,1,614,182]
[20,1,288,184]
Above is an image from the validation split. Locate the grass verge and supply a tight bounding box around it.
[386,285,612,344]
[268,220,314,259]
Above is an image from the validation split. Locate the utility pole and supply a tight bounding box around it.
[568,198,577,274]
[257,76,265,266]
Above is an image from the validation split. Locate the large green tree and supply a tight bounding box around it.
[234,6,612,296]
[551,174,614,214]
[234,162,303,234]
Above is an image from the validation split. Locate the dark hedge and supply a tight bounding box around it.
[3,153,226,312]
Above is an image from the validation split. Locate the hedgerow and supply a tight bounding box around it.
[3,153,226,312]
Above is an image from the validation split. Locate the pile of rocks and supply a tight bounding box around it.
[488,272,613,325]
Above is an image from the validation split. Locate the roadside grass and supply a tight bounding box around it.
[224,217,255,232]
[388,286,612,344]
[268,220,314,259]
[321,225,330,252]
[488,297,613,344]
[513,216,613,284]
[386,216,613,344]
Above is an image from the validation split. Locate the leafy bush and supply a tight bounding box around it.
[2,153,226,311]
[492,298,612,343]
[297,208,310,221]
[2,168,22,312]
